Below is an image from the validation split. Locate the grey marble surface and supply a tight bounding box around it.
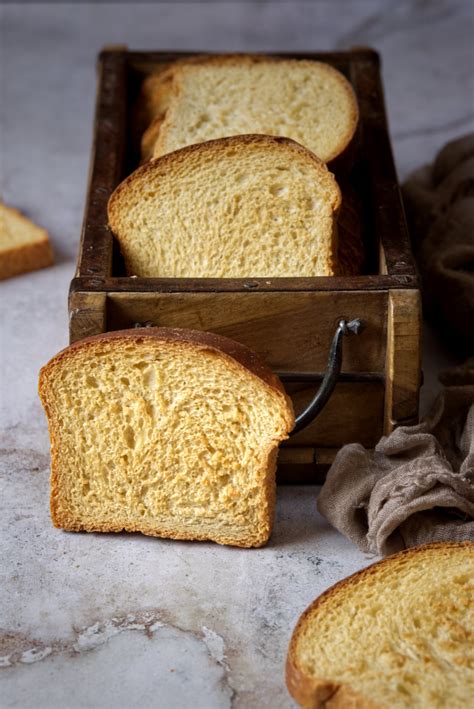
[1,2,473,707]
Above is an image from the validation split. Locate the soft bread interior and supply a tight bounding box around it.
[289,543,474,708]
[152,59,358,164]
[41,334,293,547]
[108,135,341,278]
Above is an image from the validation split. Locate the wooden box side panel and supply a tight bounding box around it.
[350,52,416,280]
[286,380,384,448]
[104,290,388,372]
[384,289,422,432]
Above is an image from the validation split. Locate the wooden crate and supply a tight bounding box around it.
[69,48,421,483]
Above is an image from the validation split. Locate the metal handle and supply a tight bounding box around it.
[291,319,364,434]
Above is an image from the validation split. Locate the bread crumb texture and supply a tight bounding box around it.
[0,201,53,279]
[39,328,294,548]
[152,57,358,164]
[287,542,474,708]
[108,135,341,278]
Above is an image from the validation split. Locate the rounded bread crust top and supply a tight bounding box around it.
[39,325,295,420]
[109,133,342,221]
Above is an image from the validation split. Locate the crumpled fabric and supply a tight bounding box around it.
[402,133,474,353]
[317,369,474,556]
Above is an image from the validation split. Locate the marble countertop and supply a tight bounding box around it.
[1,2,472,707]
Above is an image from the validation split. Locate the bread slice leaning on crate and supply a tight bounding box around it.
[147,55,359,168]
[286,541,474,709]
[39,327,294,548]
[0,201,53,280]
[108,134,342,278]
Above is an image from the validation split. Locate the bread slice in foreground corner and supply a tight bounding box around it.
[286,542,474,708]
[0,202,53,280]
[148,56,359,166]
[108,135,341,278]
[39,328,294,548]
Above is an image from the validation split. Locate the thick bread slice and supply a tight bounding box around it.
[287,542,474,709]
[0,202,53,280]
[151,57,358,165]
[39,327,294,548]
[108,135,341,278]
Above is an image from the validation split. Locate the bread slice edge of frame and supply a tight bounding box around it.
[286,541,474,709]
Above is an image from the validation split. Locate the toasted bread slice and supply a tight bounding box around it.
[39,327,294,548]
[0,202,53,280]
[150,56,358,166]
[108,135,341,278]
[287,542,474,708]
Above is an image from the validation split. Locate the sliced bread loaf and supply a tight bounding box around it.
[286,542,474,708]
[108,135,341,278]
[0,202,53,280]
[39,327,294,548]
[148,56,358,166]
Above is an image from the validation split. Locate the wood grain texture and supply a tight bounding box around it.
[105,290,388,372]
[69,292,107,343]
[78,48,127,278]
[384,289,422,432]
[285,380,385,447]
[70,275,419,293]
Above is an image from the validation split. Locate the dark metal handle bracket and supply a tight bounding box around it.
[290,319,364,435]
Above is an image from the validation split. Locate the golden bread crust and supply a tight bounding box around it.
[40,326,291,400]
[110,132,341,213]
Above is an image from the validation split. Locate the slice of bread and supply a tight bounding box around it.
[139,55,274,162]
[150,56,358,166]
[0,202,53,280]
[39,327,294,548]
[108,135,341,278]
[286,542,474,709]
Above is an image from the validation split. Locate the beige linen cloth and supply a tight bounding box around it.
[402,133,474,353]
[317,374,474,555]
[318,134,474,555]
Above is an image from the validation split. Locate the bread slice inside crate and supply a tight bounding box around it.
[145,55,359,166]
[108,134,341,278]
